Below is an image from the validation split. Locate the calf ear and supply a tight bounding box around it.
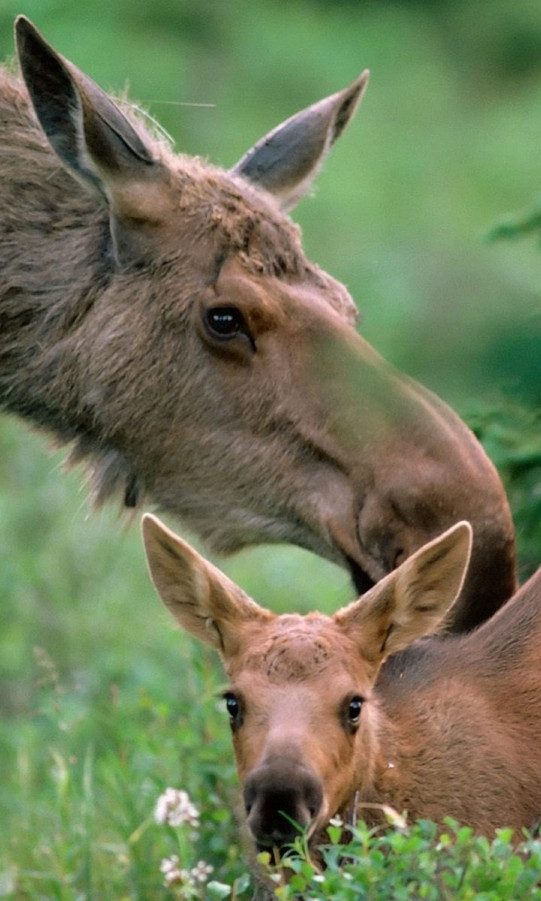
[141,514,271,656]
[15,16,172,266]
[232,71,369,213]
[335,522,472,668]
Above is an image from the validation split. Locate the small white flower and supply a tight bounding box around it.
[190,860,213,883]
[154,787,200,829]
[160,854,179,874]
[160,855,188,887]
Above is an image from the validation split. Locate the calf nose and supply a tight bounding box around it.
[243,759,323,850]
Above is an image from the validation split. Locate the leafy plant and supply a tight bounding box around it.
[466,400,541,580]
[488,194,541,246]
[257,816,541,900]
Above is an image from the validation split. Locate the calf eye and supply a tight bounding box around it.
[223,692,241,726]
[347,696,364,728]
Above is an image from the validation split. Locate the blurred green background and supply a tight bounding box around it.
[0,1,540,897]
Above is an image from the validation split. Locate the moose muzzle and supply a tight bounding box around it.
[243,757,324,851]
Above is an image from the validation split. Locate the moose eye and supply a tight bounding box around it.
[347,696,364,728]
[205,306,247,339]
[202,305,256,355]
[223,692,241,725]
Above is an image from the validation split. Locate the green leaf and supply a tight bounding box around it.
[206,881,232,899]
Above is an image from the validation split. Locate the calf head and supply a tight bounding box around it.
[142,514,472,851]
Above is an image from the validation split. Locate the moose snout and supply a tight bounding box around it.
[243,759,323,850]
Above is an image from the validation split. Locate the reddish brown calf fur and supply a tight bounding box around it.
[1,18,516,628]
[143,515,541,853]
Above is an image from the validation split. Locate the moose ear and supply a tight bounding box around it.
[335,522,473,669]
[141,514,271,655]
[15,16,173,266]
[231,71,369,213]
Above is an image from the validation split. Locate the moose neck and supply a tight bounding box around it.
[0,72,150,508]
[0,223,112,441]
[0,74,102,414]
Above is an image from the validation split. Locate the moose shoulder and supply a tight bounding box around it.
[143,514,541,852]
[1,17,515,629]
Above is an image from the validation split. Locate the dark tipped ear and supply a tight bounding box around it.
[231,71,369,212]
[335,522,473,670]
[141,514,272,656]
[15,16,173,265]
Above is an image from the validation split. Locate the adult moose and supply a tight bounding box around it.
[1,18,515,629]
[143,514,541,851]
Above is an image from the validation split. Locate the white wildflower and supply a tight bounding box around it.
[154,787,200,829]
[190,860,213,883]
[160,855,190,887]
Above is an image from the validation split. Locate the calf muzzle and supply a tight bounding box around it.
[243,758,323,851]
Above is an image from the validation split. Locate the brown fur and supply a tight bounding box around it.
[143,516,541,853]
[1,19,517,629]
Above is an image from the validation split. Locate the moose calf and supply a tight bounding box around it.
[143,514,541,853]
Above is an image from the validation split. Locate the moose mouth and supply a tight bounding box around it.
[346,553,375,595]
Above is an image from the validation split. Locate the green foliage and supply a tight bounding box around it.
[261,819,541,900]
[488,194,541,246]
[466,401,541,579]
[0,600,245,899]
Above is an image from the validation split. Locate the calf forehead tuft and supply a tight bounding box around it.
[242,615,345,682]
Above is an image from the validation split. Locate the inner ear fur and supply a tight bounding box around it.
[334,521,473,665]
[141,514,271,655]
[232,71,369,212]
[15,16,173,265]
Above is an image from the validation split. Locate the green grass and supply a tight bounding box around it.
[1,0,541,897]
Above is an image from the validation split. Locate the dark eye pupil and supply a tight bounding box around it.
[348,697,363,721]
[207,307,242,337]
[225,695,239,718]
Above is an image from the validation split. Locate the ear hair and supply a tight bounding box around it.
[15,16,173,265]
[335,521,473,665]
[141,514,271,655]
[232,71,369,212]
